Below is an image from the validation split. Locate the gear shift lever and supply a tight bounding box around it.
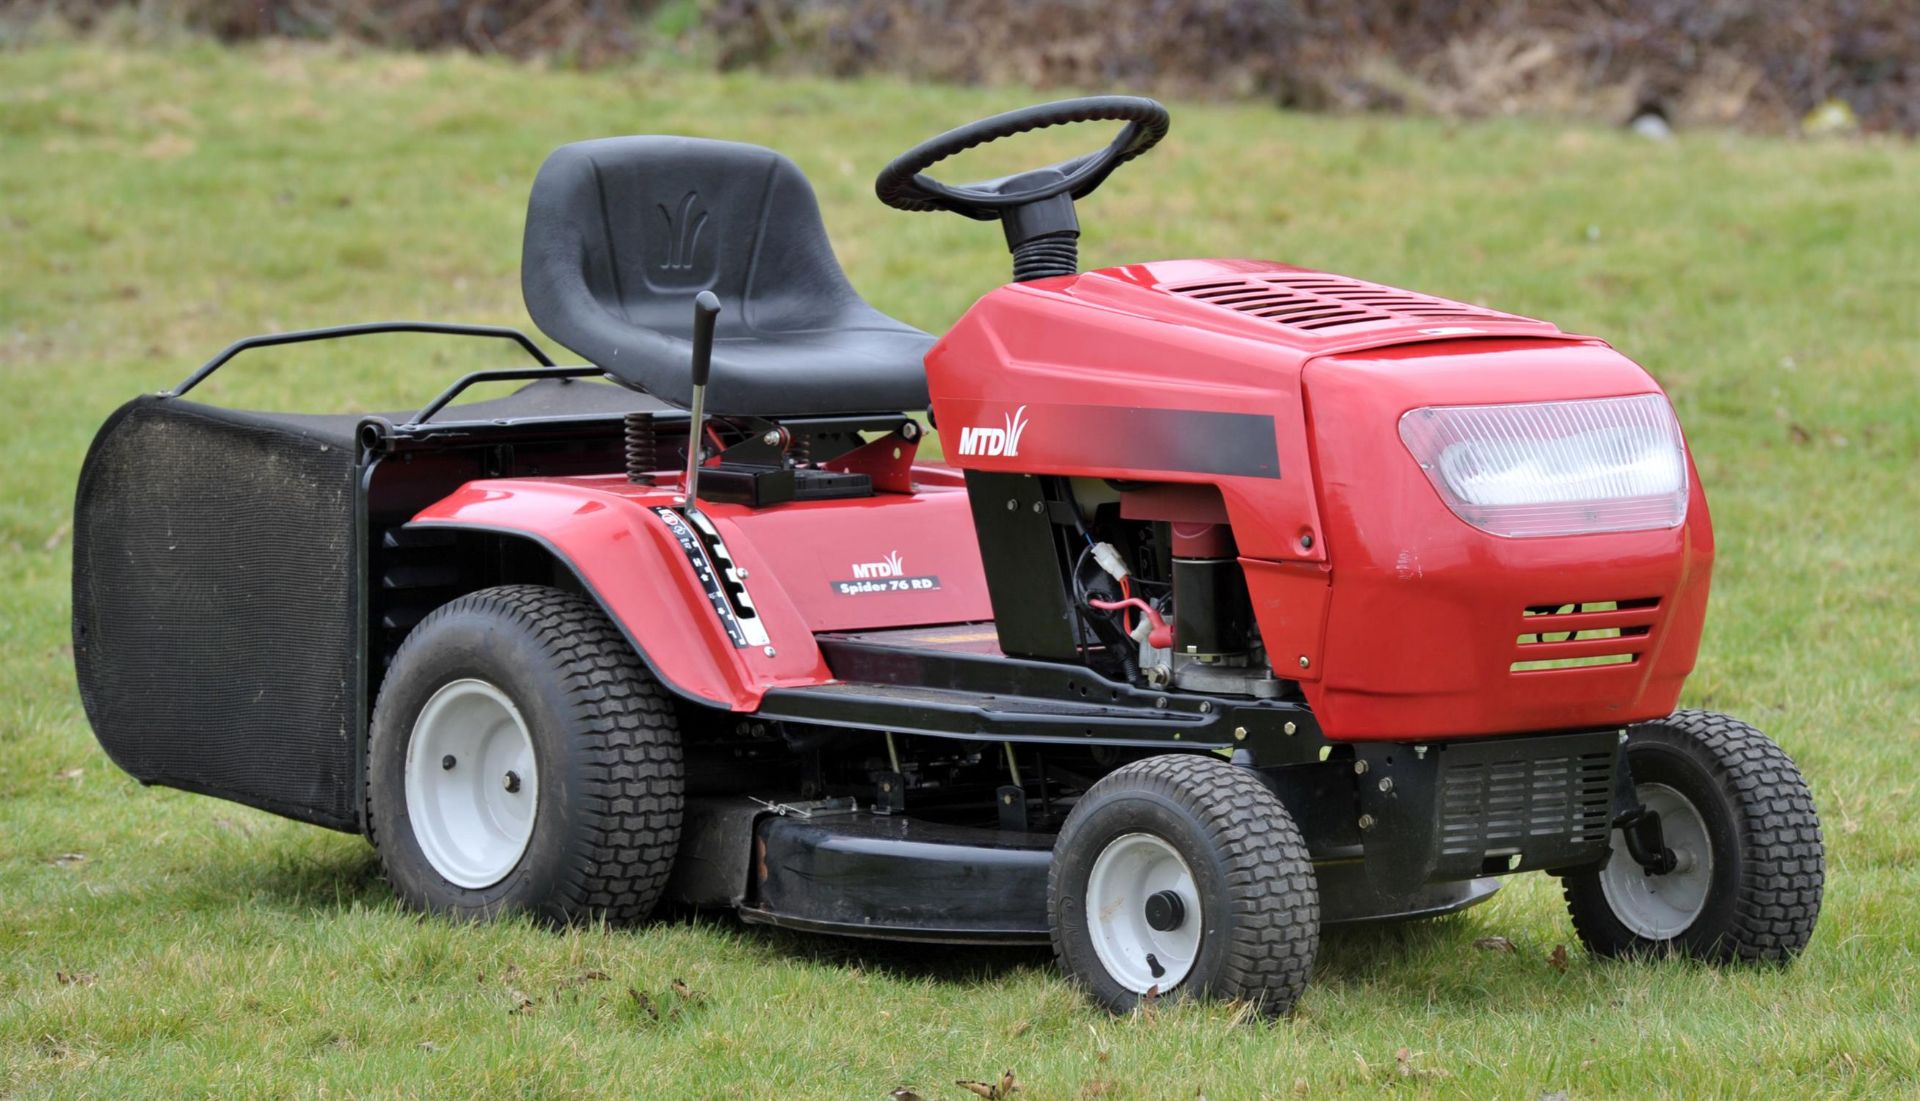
[680,290,721,506]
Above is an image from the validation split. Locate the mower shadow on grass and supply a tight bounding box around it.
[656,905,1056,985]
[206,851,1591,1011]
[1311,914,1500,982]
[693,905,1534,1004]
[178,829,390,917]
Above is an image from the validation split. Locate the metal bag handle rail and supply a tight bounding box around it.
[167,320,562,409]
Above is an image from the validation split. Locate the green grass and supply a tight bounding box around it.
[4,39,1920,1100]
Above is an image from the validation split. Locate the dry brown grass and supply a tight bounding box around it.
[6,0,1916,132]
[708,0,1920,134]
[6,0,646,65]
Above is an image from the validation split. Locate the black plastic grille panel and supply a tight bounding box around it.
[1440,751,1615,858]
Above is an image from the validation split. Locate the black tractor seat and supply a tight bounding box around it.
[521,136,934,417]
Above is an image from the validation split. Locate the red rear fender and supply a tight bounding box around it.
[410,473,993,710]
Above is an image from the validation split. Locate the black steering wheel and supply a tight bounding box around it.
[875,96,1170,222]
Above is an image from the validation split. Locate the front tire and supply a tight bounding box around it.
[1562,710,1823,962]
[1048,755,1319,1016]
[367,585,683,924]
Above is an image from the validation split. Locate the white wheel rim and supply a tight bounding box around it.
[403,678,539,889]
[1085,832,1202,994]
[1600,782,1714,940]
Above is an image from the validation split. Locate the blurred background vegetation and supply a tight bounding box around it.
[5,0,1916,135]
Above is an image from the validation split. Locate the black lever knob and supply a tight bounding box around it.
[690,290,720,388]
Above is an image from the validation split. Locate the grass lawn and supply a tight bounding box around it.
[3,38,1919,1100]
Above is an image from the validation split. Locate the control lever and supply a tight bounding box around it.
[680,290,722,506]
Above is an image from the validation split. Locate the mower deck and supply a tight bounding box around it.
[672,796,1501,944]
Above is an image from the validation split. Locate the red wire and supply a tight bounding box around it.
[1119,576,1134,632]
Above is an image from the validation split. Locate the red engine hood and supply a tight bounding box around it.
[926,259,1709,738]
[926,258,1596,565]
[932,258,1580,388]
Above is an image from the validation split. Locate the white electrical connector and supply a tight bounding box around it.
[1090,541,1130,582]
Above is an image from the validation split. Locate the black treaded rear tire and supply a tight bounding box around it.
[1562,709,1823,962]
[1048,754,1319,1016]
[367,584,683,924]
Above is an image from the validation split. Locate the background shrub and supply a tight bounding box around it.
[9,0,1916,133]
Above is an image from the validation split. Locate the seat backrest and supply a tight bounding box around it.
[521,136,931,412]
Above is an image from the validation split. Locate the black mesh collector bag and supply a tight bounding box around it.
[72,396,364,830]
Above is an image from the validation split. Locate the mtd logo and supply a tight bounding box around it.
[850,550,906,579]
[956,405,1031,458]
[833,550,941,597]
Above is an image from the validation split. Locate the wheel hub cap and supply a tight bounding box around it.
[404,678,539,889]
[1600,781,1713,940]
[1144,889,1186,932]
[1086,832,1201,993]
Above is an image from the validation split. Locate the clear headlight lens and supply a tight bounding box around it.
[1397,393,1689,538]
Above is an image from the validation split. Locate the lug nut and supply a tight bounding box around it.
[441,755,457,771]
[502,770,522,793]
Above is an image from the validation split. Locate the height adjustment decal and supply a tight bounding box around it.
[652,507,770,648]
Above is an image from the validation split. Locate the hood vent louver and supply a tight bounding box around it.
[1163,271,1530,333]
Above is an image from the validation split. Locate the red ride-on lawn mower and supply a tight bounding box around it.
[73,98,1824,1014]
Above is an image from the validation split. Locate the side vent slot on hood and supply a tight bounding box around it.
[1511,598,1661,673]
